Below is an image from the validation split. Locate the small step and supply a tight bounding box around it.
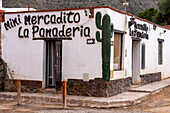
[131,84,141,88]
[44,88,62,94]
[128,89,151,93]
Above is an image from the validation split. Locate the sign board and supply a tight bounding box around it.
[87,38,95,44]
[128,20,149,39]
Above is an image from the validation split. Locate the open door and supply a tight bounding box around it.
[132,40,141,85]
[46,41,62,91]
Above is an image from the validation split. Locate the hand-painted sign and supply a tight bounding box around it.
[4,11,91,38]
[129,21,149,39]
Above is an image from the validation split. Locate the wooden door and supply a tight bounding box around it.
[55,41,62,91]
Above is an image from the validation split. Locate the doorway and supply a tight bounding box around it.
[132,40,141,85]
[46,41,62,91]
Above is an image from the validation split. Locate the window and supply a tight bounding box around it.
[114,33,123,70]
[141,44,145,69]
[158,41,163,65]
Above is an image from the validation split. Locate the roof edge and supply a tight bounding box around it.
[2,6,170,30]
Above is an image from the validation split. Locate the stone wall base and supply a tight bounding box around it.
[0,79,42,92]
[140,72,161,86]
[68,77,132,97]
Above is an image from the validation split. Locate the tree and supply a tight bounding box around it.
[137,0,170,25]
[157,0,170,25]
[137,8,158,23]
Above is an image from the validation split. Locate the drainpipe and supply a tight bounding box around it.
[123,0,129,31]
[123,0,129,78]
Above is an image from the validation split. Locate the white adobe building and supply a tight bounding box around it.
[1,6,170,97]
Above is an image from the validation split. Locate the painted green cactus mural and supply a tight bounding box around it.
[95,12,113,81]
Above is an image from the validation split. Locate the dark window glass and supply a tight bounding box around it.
[141,44,145,69]
[158,42,163,65]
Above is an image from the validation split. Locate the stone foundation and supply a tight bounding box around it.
[68,77,132,97]
[140,72,161,86]
[1,79,42,92]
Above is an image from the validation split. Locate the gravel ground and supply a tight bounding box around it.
[0,86,169,113]
[118,86,170,113]
[36,110,150,113]
[0,99,150,113]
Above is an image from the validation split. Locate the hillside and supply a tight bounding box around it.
[2,0,159,15]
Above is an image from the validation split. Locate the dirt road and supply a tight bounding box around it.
[119,86,170,113]
[0,86,169,113]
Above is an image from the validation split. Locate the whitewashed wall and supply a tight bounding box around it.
[1,13,44,81]
[108,8,132,80]
[62,8,108,80]
[1,8,105,81]
[126,14,170,81]
[1,7,170,83]
[133,20,170,79]
[162,29,170,78]
[107,8,170,81]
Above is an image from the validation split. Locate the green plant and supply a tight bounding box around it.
[95,12,113,81]
[137,8,158,22]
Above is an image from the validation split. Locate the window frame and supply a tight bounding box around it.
[114,33,123,71]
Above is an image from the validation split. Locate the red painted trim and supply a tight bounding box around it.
[4,6,109,14]
[163,25,170,29]
[3,6,170,30]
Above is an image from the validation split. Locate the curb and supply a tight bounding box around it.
[0,80,169,108]
[0,91,150,108]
